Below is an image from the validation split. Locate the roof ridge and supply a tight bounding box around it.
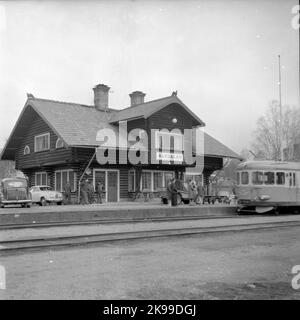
[31,97,117,112]
[115,95,174,113]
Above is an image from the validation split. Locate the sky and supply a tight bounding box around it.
[0,0,299,154]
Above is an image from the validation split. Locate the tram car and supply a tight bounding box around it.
[235,161,300,214]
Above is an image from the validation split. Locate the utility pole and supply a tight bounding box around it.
[278,54,284,161]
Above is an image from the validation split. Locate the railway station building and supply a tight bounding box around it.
[1,84,240,203]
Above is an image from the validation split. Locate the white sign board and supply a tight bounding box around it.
[156,152,183,162]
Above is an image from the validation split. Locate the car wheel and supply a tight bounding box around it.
[40,197,47,206]
[57,202,62,205]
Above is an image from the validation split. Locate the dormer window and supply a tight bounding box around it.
[24,145,30,155]
[34,133,50,152]
[55,138,64,149]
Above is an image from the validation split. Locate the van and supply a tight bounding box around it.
[0,178,32,208]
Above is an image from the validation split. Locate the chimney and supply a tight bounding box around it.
[129,91,146,107]
[93,84,110,110]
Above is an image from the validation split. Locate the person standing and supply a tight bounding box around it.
[96,181,104,204]
[166,178,172,206]
[80,179,89,205]
[63,180,72,205]
[196,183,204,205]
[87,180,95,204]
[188,179,196,206]
[170,178,178,207]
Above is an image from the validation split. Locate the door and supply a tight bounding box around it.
[94,171,106,201]
[107,171,118,202]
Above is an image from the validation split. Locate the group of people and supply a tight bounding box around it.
[187,179,205,205]
[166,178,205,207]
[80,179,104,205]
[62,179,104,205]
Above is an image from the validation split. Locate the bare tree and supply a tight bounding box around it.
[251,100,300,161]
[0,147,20,179]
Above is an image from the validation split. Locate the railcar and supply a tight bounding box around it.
[235,161,300,214]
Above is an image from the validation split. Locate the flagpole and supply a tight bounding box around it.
[278,54,284,161]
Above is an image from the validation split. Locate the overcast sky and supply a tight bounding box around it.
[0,0,299,154]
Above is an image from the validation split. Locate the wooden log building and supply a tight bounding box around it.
[0,84,240,203]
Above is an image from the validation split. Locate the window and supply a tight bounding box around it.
[40,186,53,191]
[55,138,64,149]
[241,172,249,185]
[35,172,48,186]
[236,172,240,185]
[164,172,174,187]
[141,172,152,191]
[55,170,76,192]
[170,136,174,150]
[276,172,285,185]
[264,171,275,185]
[24,145,30,155]
[128,171,135,192]
[252,171,264,185]
[289,173,293,187]
[293,173,296,186]
[34,133,50,152]
[155,131,183,152]
[153,172,163,190]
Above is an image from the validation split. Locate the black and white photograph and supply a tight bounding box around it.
[0,0,299,307]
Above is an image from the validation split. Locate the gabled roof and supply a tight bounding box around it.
[0,98,118,160]
[109,95,205,126]
[1,95,240,161]
[203,132,241,159]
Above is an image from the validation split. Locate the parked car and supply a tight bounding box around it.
[0,177,32,208]
[29,186,63,206]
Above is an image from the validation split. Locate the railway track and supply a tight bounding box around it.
[1,218,300,252]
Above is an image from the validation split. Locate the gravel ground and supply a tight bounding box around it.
[1,225,300,299]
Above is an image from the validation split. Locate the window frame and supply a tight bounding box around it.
[241,171,249,185]
[139,170,175,192]
[264,171,275,185]
[155,130,183,151]
[23,145,30,155]
[35,172,48,186]
[55,138,64,149]
[54,169,77,192]
[34,132,50,153]
[275,172,285,185]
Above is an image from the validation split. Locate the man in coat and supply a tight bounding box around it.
[80,179,89,205]
[170,178,178,207]
[87,180,95,204]
[63,180,72,205]
[95,181,104,204]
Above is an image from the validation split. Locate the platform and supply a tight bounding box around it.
[0,202,236,226]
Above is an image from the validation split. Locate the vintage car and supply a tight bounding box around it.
[0,177,32,208]
[29,185,63,206]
